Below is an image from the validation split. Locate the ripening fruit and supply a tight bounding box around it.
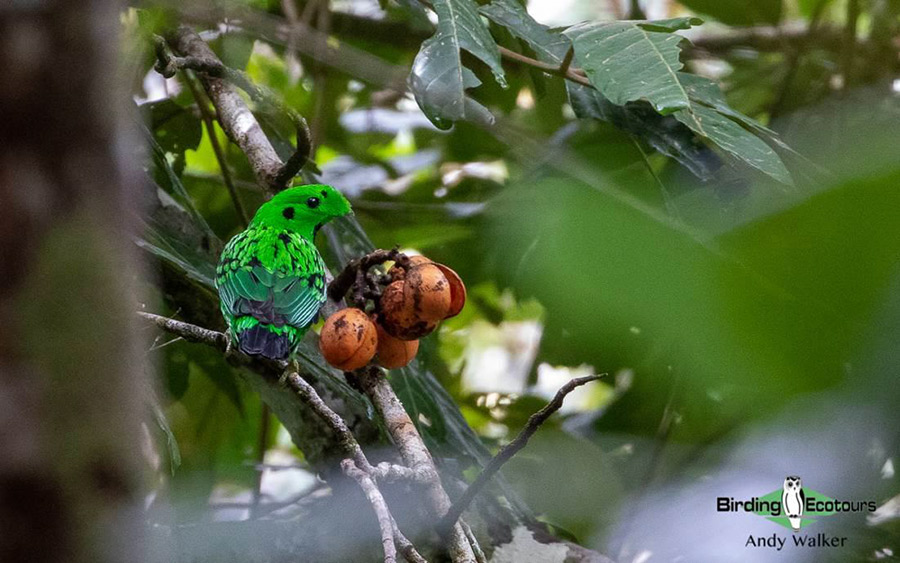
[375,321,419,369]
[379,280,437,340]
[319,308,378,370]
[434,263,466,319]
[404,263,452,322]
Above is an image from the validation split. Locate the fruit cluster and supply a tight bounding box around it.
[320,255,466,371]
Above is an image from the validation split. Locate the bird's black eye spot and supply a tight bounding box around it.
[282,207,295,219]
[306,197,320,209]
[320,190,328,198]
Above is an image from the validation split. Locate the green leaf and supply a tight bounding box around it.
[636,16,705,32]
[678,0,782,25]
[143,99,203,168]
[674,103,792,185]
[480,0,570,61]
[409,0,507,129]
[674,73,794,183]
[563,19,702,114]
[678,72,767,131]
[142,122,216,237]
[139,190,220,290]
[678,73,794,150]
[393,0,433,29]
[482,1,719,180]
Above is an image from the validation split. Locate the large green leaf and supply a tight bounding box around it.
[481,1,719,180]
[489,5,791,184]
[409,0,507,129]
[674,103,792,185]
[678,72,805,157]
[563,18,702,115]
[479,0,569,61]
[142,99,202,176]
[565,14,792,184]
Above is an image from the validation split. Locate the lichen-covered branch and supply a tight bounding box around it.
[161,27,310,193]
[342,459,398,563]
[138,311,227,349]
[137,309,429,560]
[356,368,478,563]
[280,373,430,563]
[283,371,373,473]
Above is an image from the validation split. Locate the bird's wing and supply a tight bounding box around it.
[216,230,325,329]
[271,269,326,328]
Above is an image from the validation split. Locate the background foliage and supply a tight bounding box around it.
[131,0,900,560]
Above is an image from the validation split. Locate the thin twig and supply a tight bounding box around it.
[497,46,592,88]
[283,371,374,473]
[137,311,227,349]
[342,459,398,563]
[183,73,250,226]
[136,312,293,379]
[459,520,486,563]
[437,374,605,535]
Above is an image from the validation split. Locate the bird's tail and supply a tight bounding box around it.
[233,317,298,360]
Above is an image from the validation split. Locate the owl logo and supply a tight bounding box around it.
[782,475,805,531]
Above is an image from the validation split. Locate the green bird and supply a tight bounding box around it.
[216,184,351,360]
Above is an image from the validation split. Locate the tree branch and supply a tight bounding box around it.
[137,311,227,349]
[137,312,429,561]
[342,459,398,563]
[281,372,430,563]
[159,28,311,194]
[394,518,429,563]
[437,374,605,535]
[356,367,478,563]
[283,371,374,473]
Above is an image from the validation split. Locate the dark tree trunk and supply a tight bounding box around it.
[0,2,148,562]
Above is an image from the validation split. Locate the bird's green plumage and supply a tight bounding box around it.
[215,184,351,359]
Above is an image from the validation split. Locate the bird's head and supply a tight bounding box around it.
[252,184,352,238]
